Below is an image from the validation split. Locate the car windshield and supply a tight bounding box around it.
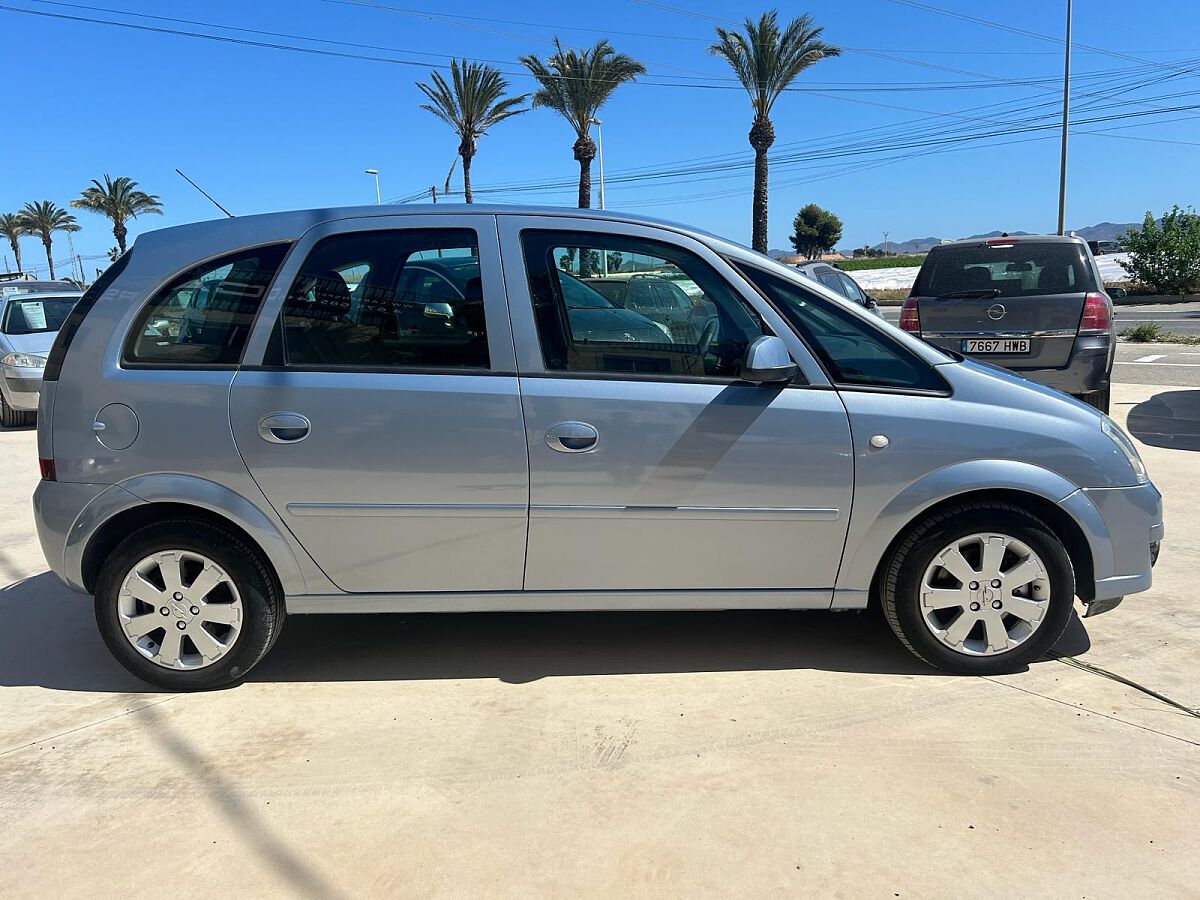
[2,296,79,334]
[914,242,1097,298]
[558,271,617,309]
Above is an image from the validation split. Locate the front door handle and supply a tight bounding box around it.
[545,421,598,453]
[258,413,311,444]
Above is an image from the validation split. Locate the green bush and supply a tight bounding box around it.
[1118,206,1200,295]
[836,254,925,271]
[1120,322,1169,342]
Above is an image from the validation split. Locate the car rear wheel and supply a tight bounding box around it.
[0,393,35,428]
[879,503,1075,674]
[1077,386,1110,415]
[94,520,285,690]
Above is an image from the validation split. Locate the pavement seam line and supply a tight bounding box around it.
[980,676,1200,747]
[1055,656,1200,719]
[0,693,182,757]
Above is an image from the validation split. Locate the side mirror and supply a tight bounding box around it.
[866,297,879,308]
[1108,287,1128,300]
[740,335,799,385]
[424,302,454,320]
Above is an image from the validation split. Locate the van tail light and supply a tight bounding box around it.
[899,297,921,333]
[39,458,57,481]
[1079,292,1111,333]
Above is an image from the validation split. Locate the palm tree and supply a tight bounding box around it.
[0,213,28,274]
[710,11,840,253]
[70,174,162,255]
[18,201,80,280]
[416,60,528,204]
[521,39,645,209]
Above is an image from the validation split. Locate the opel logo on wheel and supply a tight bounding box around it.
[987,303,1007,320]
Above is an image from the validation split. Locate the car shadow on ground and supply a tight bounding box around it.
[0,570,1091,692]
[1127,389,1200,451]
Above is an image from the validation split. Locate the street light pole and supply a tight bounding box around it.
[1056,0,1072,235]
[591,118,606,211]
[882,231,889,257]
[365,168,381,205]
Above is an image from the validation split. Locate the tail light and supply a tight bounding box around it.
[899,297,921,333]
[1079,292,1111,333]
[39,458,56,481]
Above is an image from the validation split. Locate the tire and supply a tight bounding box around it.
[879,502,1075,674]
[94,519,285,690]
[0,392,34,428]
[1077,386,1110,415]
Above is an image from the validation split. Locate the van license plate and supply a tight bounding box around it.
[962,338,1030,354]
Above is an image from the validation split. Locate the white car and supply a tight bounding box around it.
[795,262,885,319]
[0,291,81,426]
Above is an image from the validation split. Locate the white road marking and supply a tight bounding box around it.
[1117,361,1200,367]
[1135,354,1166,362]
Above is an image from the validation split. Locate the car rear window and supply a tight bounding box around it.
[914,242,1097,298]
[44,250,133,382]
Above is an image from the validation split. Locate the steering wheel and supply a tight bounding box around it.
[696,317,720,357]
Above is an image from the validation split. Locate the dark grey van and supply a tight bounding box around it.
[902,235,1115,412]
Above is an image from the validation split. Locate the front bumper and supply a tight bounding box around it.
[1,366,43,411]
[1080,480,1163,610]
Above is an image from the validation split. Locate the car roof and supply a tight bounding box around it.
[4,291,82,300]
[131,204,733,255]
[930,233,1087,250]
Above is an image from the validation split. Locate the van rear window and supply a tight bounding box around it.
[914,242,1096,298]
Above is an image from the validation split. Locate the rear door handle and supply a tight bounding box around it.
[258,413,311,444]
[545,421,598,453]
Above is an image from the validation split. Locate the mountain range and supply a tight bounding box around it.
[859,221,1139,255]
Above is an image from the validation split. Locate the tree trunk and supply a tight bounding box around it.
[113,220,128,254]
[462,153,473,204]
[573,135,596,209]
[8,239,20,273]
[43,239,55,280]
[748,115,776,254]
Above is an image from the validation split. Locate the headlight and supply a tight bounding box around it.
[1,353,46,369]
[1102,416,1148,484]
[654,321,674,341]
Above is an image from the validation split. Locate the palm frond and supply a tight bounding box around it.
[69,174,163,226]
[415,59,529,145]
[18,200,80,240]
[520,39,646,138]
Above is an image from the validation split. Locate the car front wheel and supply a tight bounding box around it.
[879,503,1075,674]
[94,520,284,690]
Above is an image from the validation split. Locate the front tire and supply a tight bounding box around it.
[879,503,1075,674]
[0,392,34,428]
[94,520,284,690]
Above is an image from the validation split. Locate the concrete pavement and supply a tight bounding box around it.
[1,383,1197,898]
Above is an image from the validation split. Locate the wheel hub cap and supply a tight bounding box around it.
[920,532,1051,657]
[117,550,244,670]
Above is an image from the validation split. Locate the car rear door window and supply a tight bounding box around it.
[125,244,289,366]
[739,264,948,392]
[279,229,489,369]
[521,230,767,380]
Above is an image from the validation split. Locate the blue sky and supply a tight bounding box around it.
[2,0,1198,276]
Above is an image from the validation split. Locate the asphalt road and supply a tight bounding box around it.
[882,300,1200,336]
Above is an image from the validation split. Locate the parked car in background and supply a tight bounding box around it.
[901,235,1115,412]
[1,290,81,426]
[1087,240,1119,256]
[795,262,884,319]
[34,206,1160,689]
[0,278,80,298]
[582,272,716,341]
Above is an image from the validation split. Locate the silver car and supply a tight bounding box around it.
[0,290,81,427]
[795,262,885,319]
[32,206,1162,690]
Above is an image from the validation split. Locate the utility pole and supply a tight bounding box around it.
[430,185,437,204]
[1056,0,1072,235]
[66,230,84,283]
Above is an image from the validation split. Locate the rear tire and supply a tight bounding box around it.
[0,393,34,428]
[94,520,284,690]
[879,502,1075,674]
[1078,386,1110,414]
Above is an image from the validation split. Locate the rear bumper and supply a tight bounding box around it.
[32,479,109,592]
[924,334,1111,395]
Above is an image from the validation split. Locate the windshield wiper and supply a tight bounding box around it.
[934,289,1001,299]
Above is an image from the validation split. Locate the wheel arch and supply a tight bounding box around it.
[70,474,319,596]
[840,460,1112,604]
